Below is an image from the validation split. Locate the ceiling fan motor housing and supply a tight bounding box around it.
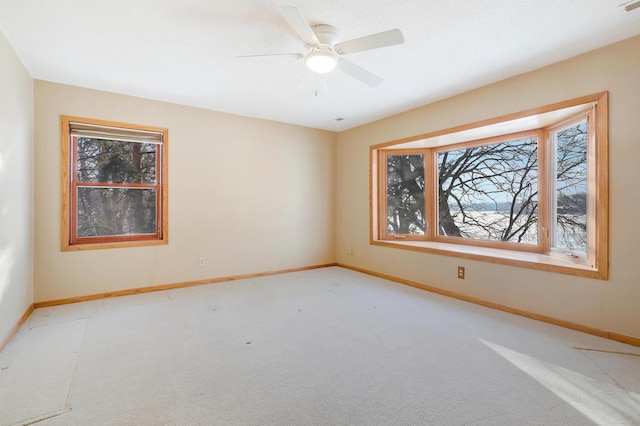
[308,24,340,48]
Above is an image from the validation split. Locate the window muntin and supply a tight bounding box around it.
[370,93,607,278]
[62,116,168,250]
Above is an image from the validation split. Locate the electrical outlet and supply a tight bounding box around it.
[457,266,465,279]
[199,257,206,267]
[346,247,354,256]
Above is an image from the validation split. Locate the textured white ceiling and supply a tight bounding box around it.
[1,0,639,131]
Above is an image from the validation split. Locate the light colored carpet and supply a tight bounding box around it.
[1,266,639,425]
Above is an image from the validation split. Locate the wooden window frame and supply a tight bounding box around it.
[61,116,169,251]
[370,92,608,279]
[431,129,546,253]
[379,149,429,241]
[546,109,595,261]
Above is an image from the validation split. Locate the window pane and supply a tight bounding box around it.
[437,137,538,244]
[386,154,425,235]
[76,137,157,184]
[553,120,588,253]
[76,187,157,237]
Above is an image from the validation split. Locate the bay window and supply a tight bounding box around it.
[371,93,607,278]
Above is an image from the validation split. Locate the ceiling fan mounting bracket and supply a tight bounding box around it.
[309,24,339,47]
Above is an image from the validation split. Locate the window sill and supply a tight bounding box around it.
[62,239,168,251]
[371,239,606,280]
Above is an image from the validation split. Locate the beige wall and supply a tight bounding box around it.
[337,35,640,340]
[11,31,640,343]
[0,31,34,341]
[34,82,336,301]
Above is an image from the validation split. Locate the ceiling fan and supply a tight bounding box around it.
[239,6,404,88]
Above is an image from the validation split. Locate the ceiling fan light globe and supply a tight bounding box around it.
[305,51,337,74]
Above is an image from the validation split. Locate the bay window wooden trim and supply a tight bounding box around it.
[593,93,609,278]
[371,239,606,279]
[370,92,606,151]
[430,129,541,153]
[426,148,436,241]
[369,92,608,280]
[537,128,551,254]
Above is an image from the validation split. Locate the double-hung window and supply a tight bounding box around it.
[371,93,607,279]
[61,116,168,250]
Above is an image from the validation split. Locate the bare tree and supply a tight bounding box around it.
[386,137,539,244]
[385,123,588,251]
[554,122,588,251]
[386,154,425,235]
[438,137,538,243]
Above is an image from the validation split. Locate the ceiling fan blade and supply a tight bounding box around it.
[277,6,320,46]
[335,28,404,54]
[237,53,303,61]
[337,59,383,87]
